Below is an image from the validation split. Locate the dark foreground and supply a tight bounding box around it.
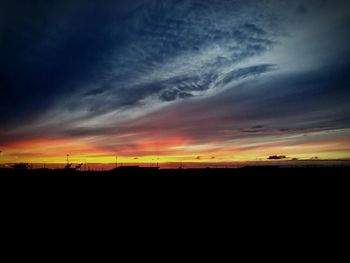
[2,167,350,199]
[1,166,350,178]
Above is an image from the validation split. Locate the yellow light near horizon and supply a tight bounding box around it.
[1,134,350,164]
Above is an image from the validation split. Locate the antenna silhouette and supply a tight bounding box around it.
[65,154,73,169]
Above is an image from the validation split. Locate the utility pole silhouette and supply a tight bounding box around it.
[115,156,118,168]
[65,154,71,169]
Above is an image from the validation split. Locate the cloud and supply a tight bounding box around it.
[1,0,350,160]
[296,4,308,14]
[1,0,282,125]
[268,155,287,160]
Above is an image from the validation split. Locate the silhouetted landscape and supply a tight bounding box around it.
[1,1,350,175]
[1,165,350,179]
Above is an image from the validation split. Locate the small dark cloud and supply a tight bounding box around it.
[278,128,292,132]
[268,155,287,160]
[159,89,193,102]
[240,125,266,133]
[240,126,266,133]
[240,128,263,133]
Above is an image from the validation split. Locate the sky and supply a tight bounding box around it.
[1,0,350,165]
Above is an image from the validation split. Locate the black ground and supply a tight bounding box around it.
[1,167,349,201]
[1,166,349,178]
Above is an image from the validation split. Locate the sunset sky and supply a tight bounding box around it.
[1,0,350,165]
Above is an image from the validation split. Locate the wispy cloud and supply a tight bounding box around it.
[1,0,350,161]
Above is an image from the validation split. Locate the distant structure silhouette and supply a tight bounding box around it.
[12,163,31,170]
[75,163,83,171]
[65,154,73,170]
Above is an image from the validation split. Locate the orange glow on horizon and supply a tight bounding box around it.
[1,132,350,165]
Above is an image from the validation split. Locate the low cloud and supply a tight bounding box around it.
[268,155,287,160]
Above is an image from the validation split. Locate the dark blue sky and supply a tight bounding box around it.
[1,0,350,161]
